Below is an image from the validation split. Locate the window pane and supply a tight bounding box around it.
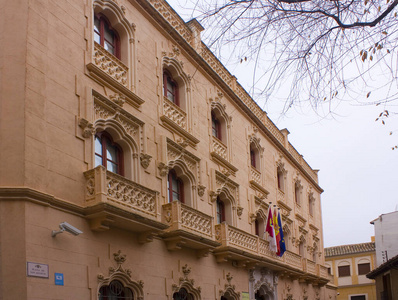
[107,161,118,173]
[95,136,102,155]
[95,154,103,167]
[172,191,180,201]
[167,90,175,103]
[172,176,179,193]
[104,23,114,43]
[94,32,101,44]
[94,17,100,34]
[358,263,371,275]
[338,265,350,277]
[104,40,115,55]
[106,140,118,162]
[350,296,366,300]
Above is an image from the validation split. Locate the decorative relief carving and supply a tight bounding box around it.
[140,153,152,169]
[163,98,187,129]
[94,94,145,151]
[109,93,126,107]
[250,167,261,185]
[197,185,206,197]
[219,272,240,300]
[237,206,243,217]
[150,0,194,41]
[212,137,228,160]
[107,172,157,216]
[78,118,95,138]
[180,203,212,237]
[97,249,144,300]
[158,162,169,176]
[284,284,294,300]
[94,102,113,120]
[93,42,128,87]
[177,138,189,148]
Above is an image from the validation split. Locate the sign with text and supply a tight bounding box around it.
[27,262,49,278]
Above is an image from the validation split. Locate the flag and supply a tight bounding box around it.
[277,209,286,257]
[273,207,281,255]
[265,205,277,252]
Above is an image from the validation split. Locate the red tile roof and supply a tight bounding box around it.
[325,242,375,257]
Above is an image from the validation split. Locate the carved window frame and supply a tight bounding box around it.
[87,0,144,108]
[97,251,144,300]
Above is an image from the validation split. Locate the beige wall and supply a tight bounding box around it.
[0,0,333,299]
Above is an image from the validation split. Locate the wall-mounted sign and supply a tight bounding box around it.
[27,262,49,278]
[55,273,64,286]
[242,292,250,300]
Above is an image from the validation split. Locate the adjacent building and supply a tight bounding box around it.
[370,210,398,267]
[366,210,398,299]
[325,240,376,300]
[0,0,334,299]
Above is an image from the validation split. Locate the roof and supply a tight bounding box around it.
[325,242,375,257]
[367,254,398,279]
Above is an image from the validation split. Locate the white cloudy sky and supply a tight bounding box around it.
[166,0,398,247]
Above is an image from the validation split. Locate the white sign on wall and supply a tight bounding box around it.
[27,262,49,278]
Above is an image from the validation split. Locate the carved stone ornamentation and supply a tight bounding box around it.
[177,138,189,148]
[237,206,243,217]
[140,153,152,169]
[78,118,95,138]
[158,162,169,176]
[109,93,126,107]
[97,250,145,299]
[197,185,206,197]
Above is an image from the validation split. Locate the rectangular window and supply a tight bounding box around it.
[358,263,371,275]
[327,267,331,275]
[350,295,366,300]
[338,265,350,277]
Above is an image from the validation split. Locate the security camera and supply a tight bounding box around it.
[52,222,83,237]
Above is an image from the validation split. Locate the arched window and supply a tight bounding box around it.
[94,14,120,59]
[254,213,265,237]
[308,195,315,216]
[216,197,225,224]
[173,288,194,300]
[95,131,124,175]
[212,112,221,140]
[277,166,284,191]
[99,280,133,300]
[294,182,301,205]
[163,71,179,105]
[250,149,256,168]
[168,169,184,203]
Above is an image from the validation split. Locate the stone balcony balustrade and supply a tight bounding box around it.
[213,223,329,285]
[161,201,221,256]
[92,42,128,87]
[162,97,187,130]
[83,166,167,242]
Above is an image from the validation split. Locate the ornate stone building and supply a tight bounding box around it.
[0,0,335,299]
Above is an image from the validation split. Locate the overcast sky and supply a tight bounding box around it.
[166,0,398,247]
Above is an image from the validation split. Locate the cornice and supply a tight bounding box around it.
[0,187,85,216]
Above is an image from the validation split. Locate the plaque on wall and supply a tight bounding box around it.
[27,262,49,278]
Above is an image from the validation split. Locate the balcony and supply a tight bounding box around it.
[160,97,199,147]
[210,137,238,174]
[86,43,144,108]
[213,223,329,285]
[83,166,167,241]
[161,201,220,256]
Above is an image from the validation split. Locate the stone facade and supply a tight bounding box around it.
[0,0,335,299]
